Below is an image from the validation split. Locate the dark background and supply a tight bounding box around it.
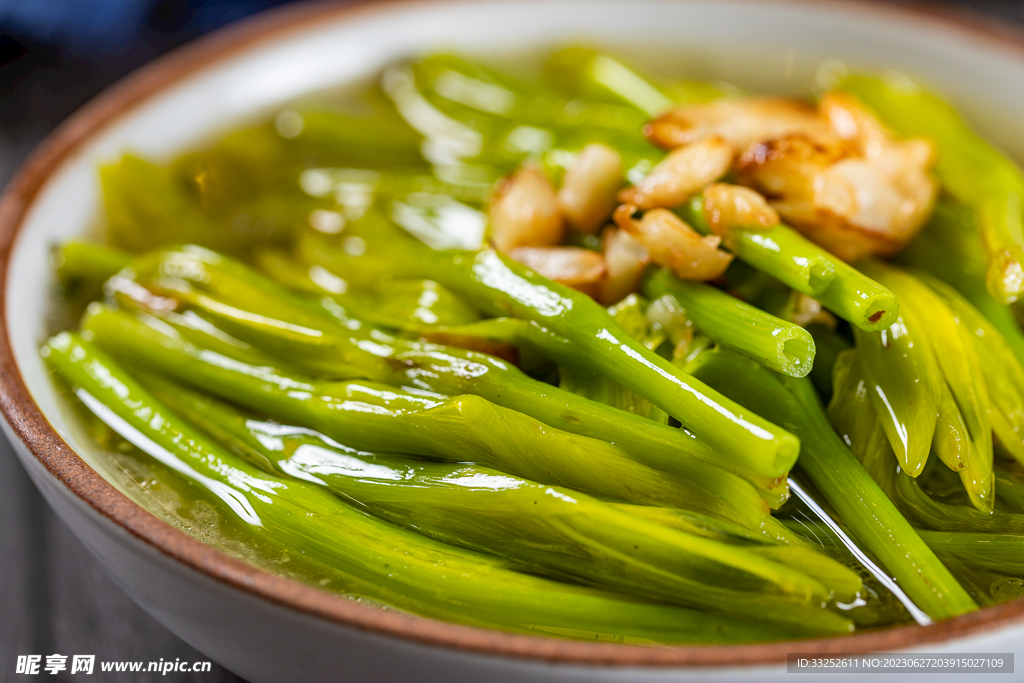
[0,0,1021,680]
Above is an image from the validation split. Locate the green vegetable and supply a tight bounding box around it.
[54,50,1024,641]
[299,217,801,479]
[557,294,668,423]
[919,532,1024,575]
[852,262,943,477]
[820,257,901,332]
[542,46,727,115]
[642,268,815,378]
[174,289,785,509]
[841,74,1024,304]
[679,195,837,296]
[413,53,649,137]
[81,304,772,526]
[54,241,132,292]
[543,46,675,116]
[919,274,1024,467]
[679,195,897,331]
[897,201,1024,366]
[105,245,783,507]
[687,347,978,620]
[829,349,1024,534]
[858,261,993,509]
[143,373,855,633]
[43,331,793,643]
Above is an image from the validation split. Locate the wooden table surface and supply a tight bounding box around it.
[1,1,1022,680]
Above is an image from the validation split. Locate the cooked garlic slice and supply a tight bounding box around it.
[619,136,734,210]
[508,245,607,298]
[558,143,623,234]
[614,205,733,281]
[702,183,778,244]
[489,167,565,253]
[645,97,824,151]
[599,227,650,305]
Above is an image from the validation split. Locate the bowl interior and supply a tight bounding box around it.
[9,0,1024,642]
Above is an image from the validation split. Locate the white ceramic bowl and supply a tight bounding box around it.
[4,1,1024,680]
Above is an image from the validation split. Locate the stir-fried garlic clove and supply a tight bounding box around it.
[614,205,733,281]
[702,183,778,244]
[508,245,607,298]
[490,167,565,252]
[645,97,824,151]
[558,143,624,233]
[619,136,734,209]
[735,100,937,263]
[599,227,650,305]
[819,92,890,151]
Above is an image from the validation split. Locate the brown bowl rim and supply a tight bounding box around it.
[2,0,1024,668]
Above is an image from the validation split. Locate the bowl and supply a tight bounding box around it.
[3,1,1024,680]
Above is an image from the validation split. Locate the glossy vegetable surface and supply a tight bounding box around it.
[45,46,1024,642]
[43,332,798,642]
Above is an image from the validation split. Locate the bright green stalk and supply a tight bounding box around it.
[136,270,783,511]
[897,201,1024,366]
[819,258,901,332]
[840,74,1024,304]
[54,240,132,290]
[412,53,650,137]
[920,274,1024,467]
[144,375,855,632]
[617,505,784,545]
[686,347,978,620]
[621,505,860,597]
[918,532,1024,576]
[642,268,815,378]
[264,244,583,369]
[679,195,898,331]
[387,55,659,174]
[81,305,771,526]
[298,223,800,479]
[541,46,721,115]
[852,262,943,477]
[829,349,1024,536]
[678,195,837,296]
[43,332,794,643]
[862,262,993,509]
[932,383,971,473]
[557,294,670,424]
[115,247,784,507]
[171,293,786,511]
